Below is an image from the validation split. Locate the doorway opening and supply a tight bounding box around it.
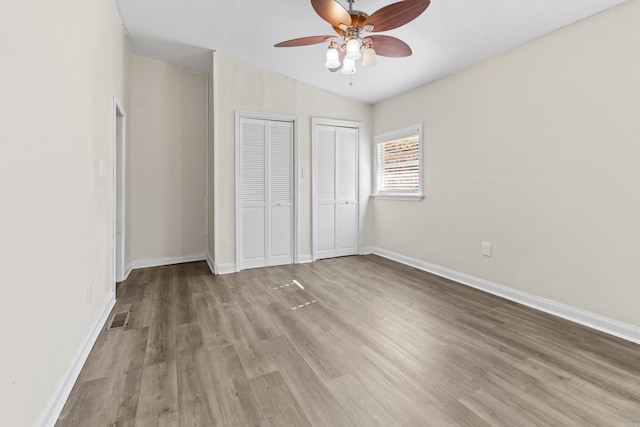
[235,112,298,272]
[114,98,126,283]
[312,118,361,261]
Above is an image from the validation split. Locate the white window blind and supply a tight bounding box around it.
[375,125,423,198]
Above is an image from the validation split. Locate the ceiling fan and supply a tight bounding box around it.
[274,0,431,75]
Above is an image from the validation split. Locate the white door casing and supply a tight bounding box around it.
[312,119,360,261]
[236,113,296,271]
[113,97,126,283]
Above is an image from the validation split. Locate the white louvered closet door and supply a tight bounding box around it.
[315,125,337,259]
[336,127,358,256]
[313,123,359,260]
[267,121,294,266]
[239,117,294,270]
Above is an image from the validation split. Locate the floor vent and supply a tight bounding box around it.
[107,311,130,330]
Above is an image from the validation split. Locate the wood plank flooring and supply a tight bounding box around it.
[56,255,640,426]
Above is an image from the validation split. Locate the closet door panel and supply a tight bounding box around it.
[267,121,294,266]
[313,122,359,260]
[239,117,294,270]
[338,203,357,254]
[314,125,337,259]
[337,127,359,256]
[240,118,267,269]
[242,207,266,269]
[268,121,294,206]
[337,128,358,203]
[317,205,336,254]
[269,206,292,263]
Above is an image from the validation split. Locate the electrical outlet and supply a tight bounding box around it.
[87,284,93,303]
[482,242,492,257]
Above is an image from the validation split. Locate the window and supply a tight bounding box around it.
[374,124,423,199]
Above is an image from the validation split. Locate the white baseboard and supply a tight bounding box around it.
[116,263,132,283]
[216,263,236,275]
[130,253,206,270]
[37,294,116,427]
[123,264,132,281]
[206,252,215,275]
[372,247,640,346]
[297,255,313,264]
[360,246,373,255]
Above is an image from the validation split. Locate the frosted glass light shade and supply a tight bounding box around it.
[345,39,361,60]
[325,47,341,68]
[362,47,377,67]
[341,57,356,74]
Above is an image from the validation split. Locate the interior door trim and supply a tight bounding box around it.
[112,95,127,284]
[311,117,361,262]
[235,111,298,272]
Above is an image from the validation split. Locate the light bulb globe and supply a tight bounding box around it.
[362,47,377,67]
[325,47,340,68]
[345,39,361,60]
[341,57,356,75]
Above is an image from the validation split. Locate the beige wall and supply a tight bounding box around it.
[0,0,130,425]
[212,53,373,268]
[372,1,640,328]
[129,55,207,262]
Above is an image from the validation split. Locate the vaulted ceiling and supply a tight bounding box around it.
[114,0,627,104]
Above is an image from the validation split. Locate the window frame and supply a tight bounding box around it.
[373,124,424,200]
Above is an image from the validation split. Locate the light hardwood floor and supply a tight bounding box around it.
[57,255,640,426]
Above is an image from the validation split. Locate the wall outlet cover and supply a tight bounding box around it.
[482,242,492,257]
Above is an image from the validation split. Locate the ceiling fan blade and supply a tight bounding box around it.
[366,0,430,32]
[275,35,333,47]
[329,49,346,72]
[369,35,412,57]
[311,0,352,28]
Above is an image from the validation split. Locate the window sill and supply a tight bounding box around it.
[371,193,425,201]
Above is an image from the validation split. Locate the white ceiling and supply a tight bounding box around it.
[114,0,627,104]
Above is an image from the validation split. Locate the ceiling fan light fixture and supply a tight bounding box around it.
[274,0,429,76]
[341,57,357,74]
[325,46,341,68]
[345,38,362,60]
[362,47,377,67]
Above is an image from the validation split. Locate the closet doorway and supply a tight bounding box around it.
[113,97,126,283]
[236,112,297,271]
[312,118,360,260]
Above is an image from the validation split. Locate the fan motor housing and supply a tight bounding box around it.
[350,11,369,29]
[334,11,370,36]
